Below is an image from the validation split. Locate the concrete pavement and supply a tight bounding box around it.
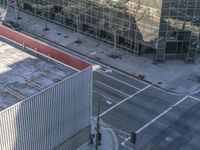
[78,119,119,150]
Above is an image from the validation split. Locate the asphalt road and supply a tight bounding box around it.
[92,66,200,150]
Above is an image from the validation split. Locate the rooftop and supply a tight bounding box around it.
[0,40,77,111]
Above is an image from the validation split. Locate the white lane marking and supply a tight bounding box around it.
[136,96,188,134]
[93,90,116,104]
[99,85,151,117]
[191,88,200,95]
[118,135,127,140]
[170,96,188,107]
[98,67,180,97]
[121,95,199,146]
[116,129,130,136]
[121,137,131,147]
[97,70,140,90]
[188,96,200,102]
[96,80,130,96]
[107,67,149,86]
[121,139,134,150]
[106,100,112,105]
[121,95,189,146]
[93,90,112,101]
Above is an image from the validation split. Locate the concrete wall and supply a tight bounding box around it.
[0,67,92,150]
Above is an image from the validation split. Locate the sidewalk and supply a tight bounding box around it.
[78,119,119,150]
[3,7,200,94]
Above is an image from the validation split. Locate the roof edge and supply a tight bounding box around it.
[0,25,91,71]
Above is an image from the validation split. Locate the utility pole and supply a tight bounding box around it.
[95,97,101,150]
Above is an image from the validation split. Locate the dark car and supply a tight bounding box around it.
[2,20,21,31]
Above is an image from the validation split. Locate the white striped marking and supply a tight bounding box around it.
[97,70,140,90]
[121,139,134,150]
[106,100,112,105]
[99,85,151,117]
[136,96,188,134]
[96,80,130,96]
[93,90,116,104]
[121,95,189,147]
[188,96,200,102]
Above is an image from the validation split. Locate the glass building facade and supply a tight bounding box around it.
[6,0,200,61]
[13,0,161,55]
[156,0,200,62]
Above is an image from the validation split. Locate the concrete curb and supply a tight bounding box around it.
[78,119,119,150]
[101,123,119,150]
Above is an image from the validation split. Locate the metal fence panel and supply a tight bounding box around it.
[0,67,92,150]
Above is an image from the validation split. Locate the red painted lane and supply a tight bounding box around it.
[0,25,90,71]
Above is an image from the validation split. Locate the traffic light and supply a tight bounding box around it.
[131,131,137,144]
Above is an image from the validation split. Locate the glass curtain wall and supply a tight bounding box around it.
[156,0,200,62]
[16,0,162,55]
[0,0,7,9]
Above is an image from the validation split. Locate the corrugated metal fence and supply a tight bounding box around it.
[0,61,92,150]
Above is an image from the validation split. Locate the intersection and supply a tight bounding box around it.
[92,66,200,150]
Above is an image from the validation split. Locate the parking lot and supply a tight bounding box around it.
[92,67,200,150]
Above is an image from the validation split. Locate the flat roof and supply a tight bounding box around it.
[0,40,77,111]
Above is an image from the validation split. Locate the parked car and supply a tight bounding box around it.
[2,20,21,31]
